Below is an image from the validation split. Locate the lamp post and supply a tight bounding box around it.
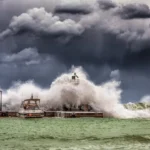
[0,90,2,112]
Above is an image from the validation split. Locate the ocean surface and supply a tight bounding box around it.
[0,118,150,150]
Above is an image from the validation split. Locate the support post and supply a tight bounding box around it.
[0,91,2,111]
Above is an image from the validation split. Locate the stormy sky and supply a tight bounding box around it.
[1,0,150,103]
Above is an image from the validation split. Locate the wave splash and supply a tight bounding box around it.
[1,67,150,118]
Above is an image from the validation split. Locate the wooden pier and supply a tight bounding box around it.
[55,111,103,118]
[0,111,103,118]
[0,111,17,117]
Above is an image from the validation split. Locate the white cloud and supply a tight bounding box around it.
[140,95,150,104]
[0,7,84,39]
[110,70,120,80]
[1,47,53,66]
[2,48,39,62]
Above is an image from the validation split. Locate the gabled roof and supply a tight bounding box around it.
[23,99,40,102]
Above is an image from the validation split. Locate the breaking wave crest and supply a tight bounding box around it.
[1,67,150,118]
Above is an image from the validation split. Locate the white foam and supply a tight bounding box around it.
[1,67,150,118]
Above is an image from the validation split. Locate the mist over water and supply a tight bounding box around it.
[1,67,150,119]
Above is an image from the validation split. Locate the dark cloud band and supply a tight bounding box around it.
[117,3,150,19]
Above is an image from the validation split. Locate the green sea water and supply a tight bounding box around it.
[0,118,150,150]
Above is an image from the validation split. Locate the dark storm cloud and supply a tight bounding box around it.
[2,0,150,64]
[0,1,98,40]
[1,0,150,55]
[54,1,93,15]
[117,3,150,19]
[0,47,67,88]
[0,62,67,89]
[54,6,91,15]
[1,0,150,102]
[98,0,116,10]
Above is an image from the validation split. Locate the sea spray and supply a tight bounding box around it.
[1,67,150,118]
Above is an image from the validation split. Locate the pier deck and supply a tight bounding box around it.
[0,111,103,118]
